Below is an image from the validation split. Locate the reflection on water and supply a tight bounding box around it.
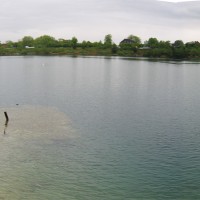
[0,56,200,199]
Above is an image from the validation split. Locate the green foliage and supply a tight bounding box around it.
[119,43,137,53]
[6,40,14,48]
[34,35,57,48]
[172,40,184,48]
[57,39,72,47]
[145,48,173,58]
[147,38,159,48]
[96,41,104,48]
[81,40,87,49]
[172,48,187,59]
[128,35,141,46]
[185,41,200,48]
[188,48,200,57]
[0,34,200,59]
[21,36,34,47]
[71,37,78,49]
[159,41,171,48]
[81,41,95,49]
[104,34,112,48]
[111,43,118,54]
[119,43,132,50]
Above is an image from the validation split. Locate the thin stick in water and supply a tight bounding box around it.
[4,112,9,134]
[4,112,9,124]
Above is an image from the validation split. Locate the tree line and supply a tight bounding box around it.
[1,34,200,59]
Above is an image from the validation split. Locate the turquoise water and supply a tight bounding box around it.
[0,56,200,199]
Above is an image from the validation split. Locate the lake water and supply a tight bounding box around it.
[0,56,200,199]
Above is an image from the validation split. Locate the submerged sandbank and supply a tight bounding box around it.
[0,105,76,139]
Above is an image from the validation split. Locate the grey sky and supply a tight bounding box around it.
[0,0,200,43]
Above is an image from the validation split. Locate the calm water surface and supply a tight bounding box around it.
[0,56,200,199]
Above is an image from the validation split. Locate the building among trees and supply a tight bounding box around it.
[120,39,134,45]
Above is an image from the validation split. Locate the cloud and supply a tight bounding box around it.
[0,0,199,43]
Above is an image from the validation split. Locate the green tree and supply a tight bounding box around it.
[185,41,200,48]
[104,34,112,48]
[71,37,78,49]
[81,40,87,49]
[96,40,103,48]
[147,38,159,48]
[85,41,93,48]
[21,36,34,47]
[58,39,72,48]
[172,40,184,48]
[159,40,171,48]
[128,35,141,46]
[34,35,57,48]
[173,48,187,58]
[112,43,118,54]
[188,48,200,57]
[6,40,14,48]
[57,38,66,47]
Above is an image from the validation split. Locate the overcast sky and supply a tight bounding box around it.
[0,0,199,43]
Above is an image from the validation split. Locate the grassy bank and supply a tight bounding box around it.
[0,47,200,60]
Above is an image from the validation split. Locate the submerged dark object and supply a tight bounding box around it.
[4,112,9,134]
[4,112,9,124]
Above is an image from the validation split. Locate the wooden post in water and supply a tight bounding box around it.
[4,112,9,134]
[4,112,9,125]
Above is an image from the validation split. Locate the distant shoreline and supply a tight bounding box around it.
[1,47,200,61]
[1,34,200,60]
